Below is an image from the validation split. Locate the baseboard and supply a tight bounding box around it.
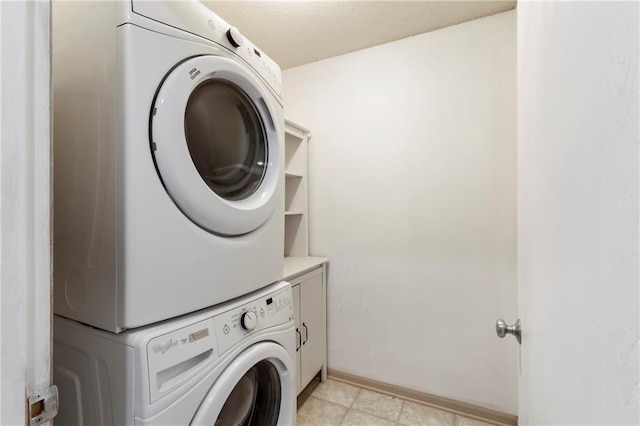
[327,369,517,426]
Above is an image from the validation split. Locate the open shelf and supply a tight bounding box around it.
[285,175,303,213]
[285,132,305,177]
[284,213,306,257]
[283,120,312,261]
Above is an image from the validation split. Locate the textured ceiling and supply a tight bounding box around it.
[204,1,516,69]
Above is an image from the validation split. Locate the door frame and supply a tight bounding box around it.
[0,1,52,424]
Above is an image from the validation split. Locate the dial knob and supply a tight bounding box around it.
[226,27,244,48]
[240,311,258,331]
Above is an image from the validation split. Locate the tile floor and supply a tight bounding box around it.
[297,379,498,426]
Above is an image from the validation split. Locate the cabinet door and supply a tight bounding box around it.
[292,284,302,394]
[300,272,324,390]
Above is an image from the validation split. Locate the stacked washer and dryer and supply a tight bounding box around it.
[52,1,295,424]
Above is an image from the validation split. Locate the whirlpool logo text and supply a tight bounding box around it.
[152,339,178,355]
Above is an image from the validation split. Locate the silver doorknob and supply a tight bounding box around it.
[496,318,521,344]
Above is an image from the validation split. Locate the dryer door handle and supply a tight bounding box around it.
[296,328,302,352]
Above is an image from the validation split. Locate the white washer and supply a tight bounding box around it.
[54,281,296,425]
[53,1,285,332]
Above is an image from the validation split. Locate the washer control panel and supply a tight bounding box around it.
[146,318,217,404]
[213,286,293,355]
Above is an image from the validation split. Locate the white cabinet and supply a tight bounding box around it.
[289,265,328,395]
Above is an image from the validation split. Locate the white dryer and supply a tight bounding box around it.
[53,1,284,332]
[54,281,296,425]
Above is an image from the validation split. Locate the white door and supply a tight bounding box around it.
[0,1,54,425]
[516,1,639,424]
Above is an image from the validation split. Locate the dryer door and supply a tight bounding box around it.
[151,55,281,236]
[190,342,295,426]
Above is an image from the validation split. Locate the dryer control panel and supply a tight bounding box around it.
[213,286,293,355]
[129,0,283,99]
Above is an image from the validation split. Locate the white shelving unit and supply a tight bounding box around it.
[283,120,328,394]
[284,120,309,260]
[283,119,328,273]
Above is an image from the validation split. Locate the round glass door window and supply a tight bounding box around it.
[151,55,281,236]
[215,360,281,426]
[185,79,267,201]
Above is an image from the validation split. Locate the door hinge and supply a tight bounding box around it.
[28,385,58,426]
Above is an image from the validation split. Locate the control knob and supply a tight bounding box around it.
[226,27,244,48]
[240,310,258,331]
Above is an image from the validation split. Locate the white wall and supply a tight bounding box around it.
[518,2,639,424]
[284,11,517,414]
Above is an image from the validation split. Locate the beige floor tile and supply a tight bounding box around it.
[399,401,455,426]
[351,389,404,422]
[297,397,348,426]
[311,379,361,408]
[341,409,396,426]
[455,415,495,426]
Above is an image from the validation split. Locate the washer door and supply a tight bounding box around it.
[151,55,280,236]
[190,342,294,426]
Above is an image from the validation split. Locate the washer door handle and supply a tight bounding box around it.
[302,322,309,345]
